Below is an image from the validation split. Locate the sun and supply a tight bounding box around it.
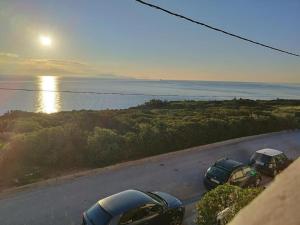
[39,35,52,47]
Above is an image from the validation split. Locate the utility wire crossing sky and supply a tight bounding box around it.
[135,0,300,58]
[0,0,299,82]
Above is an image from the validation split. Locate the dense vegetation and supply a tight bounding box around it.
[195,184,263,225]
[0,99,300,188]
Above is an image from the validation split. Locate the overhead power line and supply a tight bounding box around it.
[135,0,300,58]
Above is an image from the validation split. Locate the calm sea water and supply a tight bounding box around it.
[0,76,299,115]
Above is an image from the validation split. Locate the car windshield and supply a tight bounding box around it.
[252,153,272,164]
[146,192,167,206]
[207,166,231,183]
[86,204,111,225]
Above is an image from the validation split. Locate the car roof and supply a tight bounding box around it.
[98,190,154,216]
[256,148,283,156]
[214,158,244,172]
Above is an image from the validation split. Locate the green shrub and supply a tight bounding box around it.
[195,184,262,225]
[142,99,168,108]
[10,119,42,133]
[0,124,87,185]
[87,127,124,166]
[0,99,300,187]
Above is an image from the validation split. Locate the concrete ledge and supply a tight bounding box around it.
[229,157,300,225]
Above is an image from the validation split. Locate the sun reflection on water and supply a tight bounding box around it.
[36,76,60,113]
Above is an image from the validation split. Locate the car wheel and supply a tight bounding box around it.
[273,169,278,177]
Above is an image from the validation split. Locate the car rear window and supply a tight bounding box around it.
[207,166,230,183]
[86,203,111,225]
[252,153,272,164]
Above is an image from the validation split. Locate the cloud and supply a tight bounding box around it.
[0,52,19,58]
[20,58,98,74]
[0,53,102,76]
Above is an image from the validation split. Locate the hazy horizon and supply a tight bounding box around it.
[1,73,300,85]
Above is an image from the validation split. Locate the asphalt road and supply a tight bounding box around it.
[0,131,299,225]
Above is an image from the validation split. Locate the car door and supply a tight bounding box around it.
[146,204,165,225]
[275,154,289,171]
[140,203,164,225]
[241,166,256,187]
[118,203,163,225]
[229,168,247,187]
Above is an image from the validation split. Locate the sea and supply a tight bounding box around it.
[0,75,299,115]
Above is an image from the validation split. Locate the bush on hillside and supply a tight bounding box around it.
[0,124,87,185]
[0,99,299,188]
[87,127,124,166]
[195,184,263,225]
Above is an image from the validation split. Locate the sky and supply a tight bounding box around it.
[0,0,299,83]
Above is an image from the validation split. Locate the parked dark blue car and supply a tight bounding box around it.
[204,158,261,189]
[82,189,185,225]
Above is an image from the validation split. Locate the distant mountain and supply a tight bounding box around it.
[92,74,135,80]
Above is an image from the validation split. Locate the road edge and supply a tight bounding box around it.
[0,129,298,198]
